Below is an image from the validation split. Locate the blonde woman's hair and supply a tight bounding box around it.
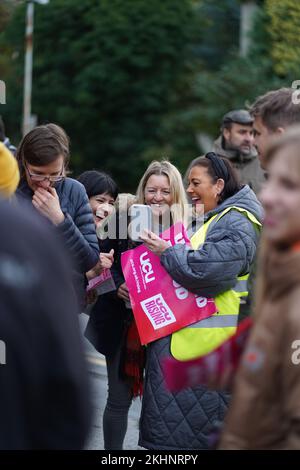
[136,160,188,225]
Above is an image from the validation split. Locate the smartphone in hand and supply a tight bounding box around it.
[128,204,152,242]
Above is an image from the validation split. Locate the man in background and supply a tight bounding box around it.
[213,109,265,193]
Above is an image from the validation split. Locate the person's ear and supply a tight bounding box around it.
[223,127,231,142]
[215,178,225,198]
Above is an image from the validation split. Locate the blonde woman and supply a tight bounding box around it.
[99,161,187,449]
[135,160,188,232]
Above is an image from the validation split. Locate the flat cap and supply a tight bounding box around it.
[222,109,254,126]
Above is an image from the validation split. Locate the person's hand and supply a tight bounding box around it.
[99,249,114,270]
[140,230,170,257]
[32,187,65,225]
[117,282,130,302]
[86,249,114,280]
[86,289,98,305]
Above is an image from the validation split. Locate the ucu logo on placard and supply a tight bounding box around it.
[140,252,155,284]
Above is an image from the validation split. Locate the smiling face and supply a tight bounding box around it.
[187,165,224,214]
[144,174,173,217]
[89,192,116,227]
[260,146,300,246]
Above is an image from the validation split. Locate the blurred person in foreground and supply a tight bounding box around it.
[213,109,264,193]
[15,124,99,311]
[0,198,91,449]
[0,141,19,198]
[219,127,300,449]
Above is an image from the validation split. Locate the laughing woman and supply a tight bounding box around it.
[140,153,263,450]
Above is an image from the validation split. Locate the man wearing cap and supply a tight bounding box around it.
[213,109,265,193]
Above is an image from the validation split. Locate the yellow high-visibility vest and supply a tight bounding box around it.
[170,206,261,361]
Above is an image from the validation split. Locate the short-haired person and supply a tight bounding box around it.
[78,170,117,284]
[246,88,300,311]
[140,153,263,449]
[213,109,265,193]
[250,87,300,169]
[15,123,99,310]
[219,127,300,449]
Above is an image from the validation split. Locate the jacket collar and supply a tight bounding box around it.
[213,135,258,162]
[204,185,264,224]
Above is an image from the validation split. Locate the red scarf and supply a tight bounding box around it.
[122,320,145,398]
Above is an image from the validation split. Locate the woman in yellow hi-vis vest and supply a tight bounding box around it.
[139,153,263,450]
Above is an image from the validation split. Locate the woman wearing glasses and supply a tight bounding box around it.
[16,123,99,310]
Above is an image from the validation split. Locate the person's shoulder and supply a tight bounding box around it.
[63,177,86,192]
[61,177,88,203]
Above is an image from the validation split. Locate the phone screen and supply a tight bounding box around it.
[128,204,152,241]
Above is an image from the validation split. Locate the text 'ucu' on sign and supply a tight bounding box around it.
[140,251,155,284]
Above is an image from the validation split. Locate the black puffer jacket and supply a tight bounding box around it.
[16,178,99,309]
[85,225,138,357]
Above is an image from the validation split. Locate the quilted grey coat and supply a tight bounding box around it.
[139,185,263,450]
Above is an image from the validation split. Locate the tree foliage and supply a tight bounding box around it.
[266,0,300,76]
[1,0,300,190]
[1,0,199,189]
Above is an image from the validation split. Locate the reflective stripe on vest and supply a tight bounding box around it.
[170,205,261,362]
[189,314,238,328]
[233,275,248,297]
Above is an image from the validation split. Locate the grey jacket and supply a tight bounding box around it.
[139,186,263,450]
[161,185,263,298]
[213,135,265,194]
